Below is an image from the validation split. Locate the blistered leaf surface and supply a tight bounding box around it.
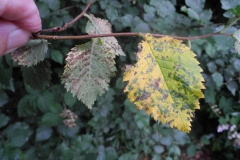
[123,34,205,132]
[62,39,116,108]
[85,14,125,56]
[11,40,48,67]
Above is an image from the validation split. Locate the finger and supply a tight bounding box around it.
[0,0,41,32]
[0,19,30,56]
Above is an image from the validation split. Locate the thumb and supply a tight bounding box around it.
[0,19,31,56]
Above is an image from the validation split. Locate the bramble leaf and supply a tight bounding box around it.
[11,40,48,67]
[123,34,205,133]
[21,61,52,90]
[61,39,116,108]
[85,14,125,56]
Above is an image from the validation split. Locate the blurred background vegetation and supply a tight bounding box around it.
[1,0,240,159]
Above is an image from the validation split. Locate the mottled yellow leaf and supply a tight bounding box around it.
[123,34,205,133]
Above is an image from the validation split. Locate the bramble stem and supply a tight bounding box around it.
[36,31,232,41]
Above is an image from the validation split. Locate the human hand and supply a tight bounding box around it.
[0,0,41,56]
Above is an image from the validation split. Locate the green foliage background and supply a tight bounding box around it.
[1,0,240,159]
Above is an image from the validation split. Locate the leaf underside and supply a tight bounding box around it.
[11,40,48,67]
[21,61,52,90]
[61,39,116,108]
[123,34,205,133]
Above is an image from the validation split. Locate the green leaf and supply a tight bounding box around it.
[36,91,54,113]
[2,144,21,160]
[226,81,238,96]
[221,0,240,10]
[207,62,217,73]
[3,122,33,147]
[121,14,133,27]
[17,94,38,117]
[230,5,240,16]
[221,17,240,33]
[21,61,52,90]
[118,153,138,160]
[160,136,173,146]
[24,147,37,160]
[123,34,205,133]
[214,35,235,51]
[64,92,77,108]
[205,43,216,57]
[199,9,212,24]
[173,130,190,145]
[61,41,116,108]
[106,7,118,22]
[48,0,60,10]
[156,1,175,17]
[187,144,196,157]
[200,136,210,145]
[181,6,200,20]
[56,143,74,160]
[135,112,149,129]
[0,92,9,107]
[57,125,79,138]
[105,147,118,160]
[41,112,62,126]
[168,145,181,156]
[0,114,10,128]
[51,50,63,64]
[11,40,48,67]
[204,89,216,103]
[36,126,53,141]
[185,0,205,13]
[212,72,223,87]
[0,56,12,86]
[85,14,125,56]
[154,145,164,154]
[49,103,62,114]
[37,2,50,18]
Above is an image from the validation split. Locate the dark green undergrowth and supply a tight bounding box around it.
[1,0,240,159]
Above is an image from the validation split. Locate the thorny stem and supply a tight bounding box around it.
[36,32,232,41]
[34,0,233,41]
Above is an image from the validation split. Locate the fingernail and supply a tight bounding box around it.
[6,29,30,53]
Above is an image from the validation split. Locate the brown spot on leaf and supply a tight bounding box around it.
[154,78,161,89]
[136,91,151,101]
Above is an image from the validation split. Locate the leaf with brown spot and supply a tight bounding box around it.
[123,34,205,133]
[85,14,125,56]
[62,39,116,108]
[11,40,48,67]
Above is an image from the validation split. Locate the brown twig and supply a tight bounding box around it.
[36,31,232,41]
[38,0,93,33]
[35,0,233,41]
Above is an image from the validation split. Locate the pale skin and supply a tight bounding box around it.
[0,0,41,56]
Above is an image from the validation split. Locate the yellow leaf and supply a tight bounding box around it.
[123,34,205,133]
